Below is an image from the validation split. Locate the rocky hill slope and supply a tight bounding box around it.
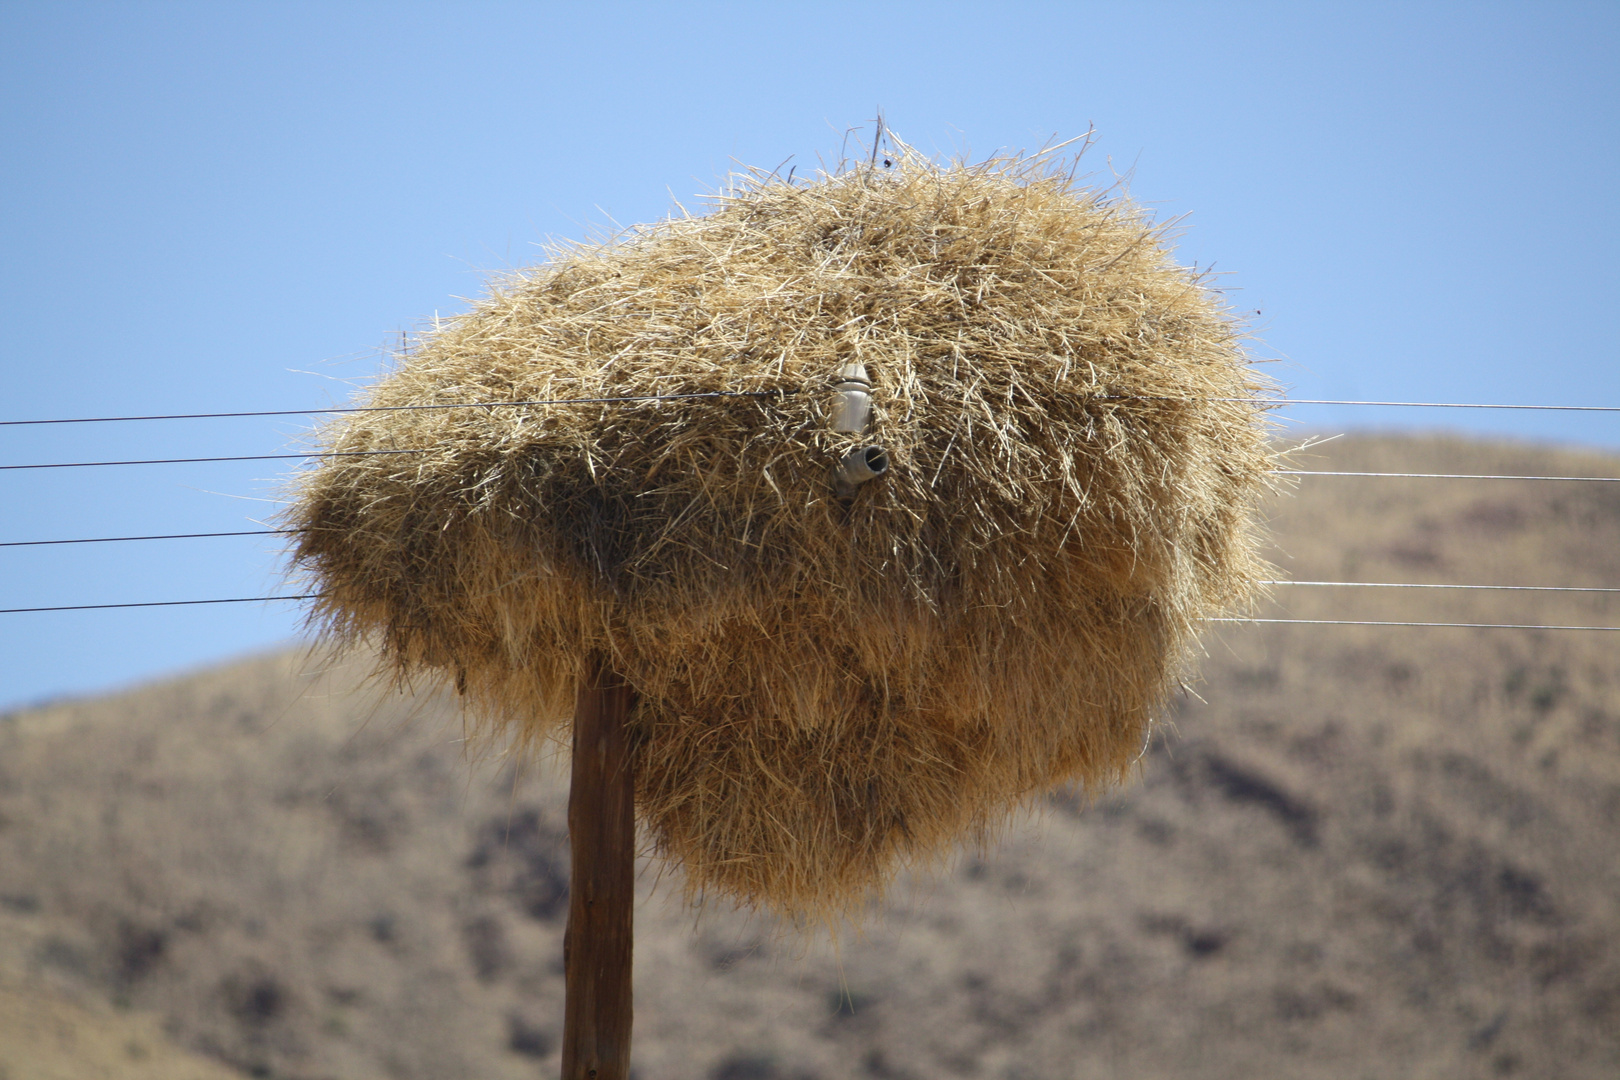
[2,434,1618,1079]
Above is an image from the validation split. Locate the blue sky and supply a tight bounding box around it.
[2,1,1616,710]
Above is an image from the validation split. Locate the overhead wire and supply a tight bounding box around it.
[1262,580,1620,594]
[1,595,1613,629]
[0,390,790,427]
[0,595,320,614]
[4,392,1616,621]
[1213,618,1620,631]
[3,442,1617,482]
[12,521,1620,597]
[1,449,425,471]
[7,454,1618,480]
[1280,469,1620,482]
[5,530,1619,600]
[0,529,287,548]
[5,392,1616,476]
[3,393,1619,428]
[9,528,1609,609]
[1233,398,1620,412]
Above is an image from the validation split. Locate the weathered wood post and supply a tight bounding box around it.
[562,651,636,1080]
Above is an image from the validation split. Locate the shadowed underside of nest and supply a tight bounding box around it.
[285,145,1277,919]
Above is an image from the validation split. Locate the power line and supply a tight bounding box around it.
[1261,580,1620,594]
[1261,399,1620,412]
[0,529,287,548]
[12,521,1620,597]
[0,390,791,427]
[1,449,424,471]
[1279,470,1620,482]
[4,393,1618,428]
[5,442,1618,479]
[2,596,1615,628]
[1214,617,1620,631]
[0,595,319,614]
[15,528,1620,593]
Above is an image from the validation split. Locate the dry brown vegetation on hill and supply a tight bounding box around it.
[2,434,1618,1079]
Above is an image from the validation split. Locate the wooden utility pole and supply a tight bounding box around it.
[562,652,637,1080]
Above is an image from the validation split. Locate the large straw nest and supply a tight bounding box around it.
[285,145,1278,920]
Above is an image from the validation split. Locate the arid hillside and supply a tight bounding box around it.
[1,434,1618,1080]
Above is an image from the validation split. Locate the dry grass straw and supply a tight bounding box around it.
[284,141,1278,920]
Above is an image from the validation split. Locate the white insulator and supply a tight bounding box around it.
[833,445,890,500]
[830,361,873,434]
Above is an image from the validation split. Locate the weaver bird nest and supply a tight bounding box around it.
[286,145,1277,919]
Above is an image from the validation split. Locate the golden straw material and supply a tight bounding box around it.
[284,144,1279,919]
